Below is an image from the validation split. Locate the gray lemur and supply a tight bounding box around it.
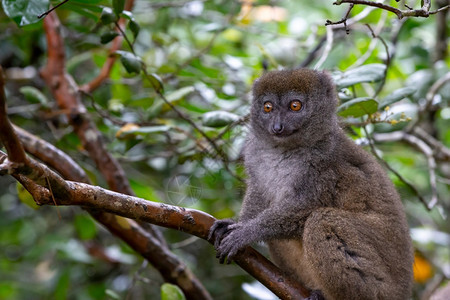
[209,69,413,300]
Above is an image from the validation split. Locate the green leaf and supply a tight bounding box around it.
[112,0,125,16]
[19,86,49,107]
[129,179,161,202]
[57,240,92,263]
[161,283,186,300]
[131,125,171,134]
[165,86,195,102]
[128,19,140,39]
[121,10,133,20]
[55,270,70,300]
[202,111,239,127]
[0,283,17,299]
[74,215,97,240]
[100,6,117,25]
[334,64,386,88]
[116,50,142,74]
[147,73,164,93]
[105,290,121,300]
[379,87,416,109]
[16,183,39,209]
[338,97,378,117]
[147,86,194,118]
[2,0,49,26]
[100,31,119,44]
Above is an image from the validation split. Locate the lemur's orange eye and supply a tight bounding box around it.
[264,102,273,112]
[290,100,302,111]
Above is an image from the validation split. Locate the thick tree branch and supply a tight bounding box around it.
[35,178,310,299]
[0,147,309,298]
[0,66,27,164]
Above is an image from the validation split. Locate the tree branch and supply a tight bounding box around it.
[365,23,390,96]
[0,148,309,299]
[411,127,450,162]
[408,72,450,134]
[333,0,449,19]
[0,66,27,164]
[363,126,430,210]
[314,25,334,69]
[373,131,439,209]
[424,71,450,112]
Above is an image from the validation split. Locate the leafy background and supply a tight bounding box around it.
[0,0,449,299]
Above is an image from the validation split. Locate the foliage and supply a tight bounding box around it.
[0,0,449,299]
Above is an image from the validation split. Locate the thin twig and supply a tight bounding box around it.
[328,4,378,29]
[314,25,334,70]
[163,28,224,82]
[334,0,450,19]
[115,21,135,50]
[363,126,430,210]
[45,175,62,218]
[424,72,450,112]
[326,3,354,33]
[365,24,390,97]
[373,131,439,209]
[408,72,450,131]
[37,0,70,19]
[298,35,327,68]
[348,11,387,69]
[412,127,450,162]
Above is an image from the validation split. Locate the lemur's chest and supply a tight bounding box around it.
[245,148,304,203]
